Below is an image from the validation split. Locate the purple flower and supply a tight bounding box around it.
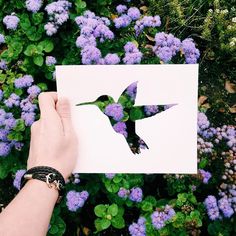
[144,105,159,116]
[21,112,35,126]
[127,7,141,20]
[0,129,9,141]
[181,38,200,64]
[218,197,234,218]
[4,93,20,108]
[118,187,129,199]
[26,0,43,13]
[81,46,102,65]
[129,217,146,236]
[14,75,34,88]
[76,35,97,48]
[0,142,11,157]
[116,5,127,14]
[199,169,212,184]
[129,187,143,202]
[126,81,137,100]
[197,112,210,133]
[20,98,37,112]
[13,169,26,190]
[113,122,127,137]
[153,32,181,63]
[0,90,3,101]
[105,173,115,179]
[46,56,57,66]
[0,59,8,70]
[135,15,161,35]
[0,34,5,44]
[113,14,132,28]
[4,116,17,129]
[104,103,124,121]
[104,53,120,65]
[44,22,58,36]
[66,190,89,212]
[3,15,20,30]
[204,195,220,220]
[123,42,143,64]
[151,211,166,229]
[27,85,41,98]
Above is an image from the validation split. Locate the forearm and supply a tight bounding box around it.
[0,179,58,236]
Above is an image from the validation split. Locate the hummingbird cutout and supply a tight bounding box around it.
[76,81,177,154]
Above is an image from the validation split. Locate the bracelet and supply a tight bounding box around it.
[20,166,66,204]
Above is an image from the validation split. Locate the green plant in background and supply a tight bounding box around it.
[0,0,235,235]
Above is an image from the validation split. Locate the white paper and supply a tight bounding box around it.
[56,65,198,174]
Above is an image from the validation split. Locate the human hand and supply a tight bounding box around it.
[27,92,78,180]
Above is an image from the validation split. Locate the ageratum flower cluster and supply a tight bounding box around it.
[0,74,40,157]
[118,187,143,202]
[25,0,43,13]
[66,190,89,212]
[44,0,72,36]
[129,217,146,236]
[151,205,176,230]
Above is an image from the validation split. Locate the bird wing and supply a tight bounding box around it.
[118,81,138,106]
[130,104,178,121]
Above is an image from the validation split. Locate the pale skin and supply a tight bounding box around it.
[0,92,78,236]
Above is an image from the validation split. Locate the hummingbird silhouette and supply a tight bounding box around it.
[76,81,177,154]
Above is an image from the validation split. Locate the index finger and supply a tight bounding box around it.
[38,92,62,126]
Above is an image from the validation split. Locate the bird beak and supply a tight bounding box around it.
[76,101,94,106]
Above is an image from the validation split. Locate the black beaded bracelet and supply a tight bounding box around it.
[20,166,66,203]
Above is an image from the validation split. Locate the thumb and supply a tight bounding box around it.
[56,97,73,135]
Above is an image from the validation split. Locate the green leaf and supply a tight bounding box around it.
[37,83,48,91]
[7,131,24,141]
[20,14,31,30]
[0,73,7,83]
[24,44,37,57]
[33,55,44,66]
[94,204,107,217]
[141,201,153,212]
[130,107,144,121]
[113,175,122,184]
[32,13,44,25]
[111,216,125,229]
[49,225,59,234]
[95,218,111,232]
[199,158,208,169]
[107,204,118,217]
[39,39,54,53]
[13,119,25,132]
[26,26,43,41]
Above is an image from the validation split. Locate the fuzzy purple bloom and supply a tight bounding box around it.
[13,169,26,190]
[127,7,141,21]
[0,34,5,44]
[114,14,132,28]
[199,169,212,184]
[129,187,143,202]
[181,38,200,64]
[81,46,102,65]
[21,112,35,126]
[46,56,57,66]
[218,197,234,218]
[3,15,20,30]
[14,75,34,88]
[66,190,89,212]
[129,217,146,236]
[0,59,8,70]
[126,81,137,100]
[27,85,41,98]
[104,103,124,121]
[113,122,127,137]
[26,0,43,13]
[44,22,58,36]
[144,105,159,116]
[0,142,11,157]
[104,53,120,65]
[105,173,116,179]
[76,35,97,48]
[204,195,220,220]
[116,5,127,14]
[123,42,142,64]
[4,93,20,108]
[118,187,129,199]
